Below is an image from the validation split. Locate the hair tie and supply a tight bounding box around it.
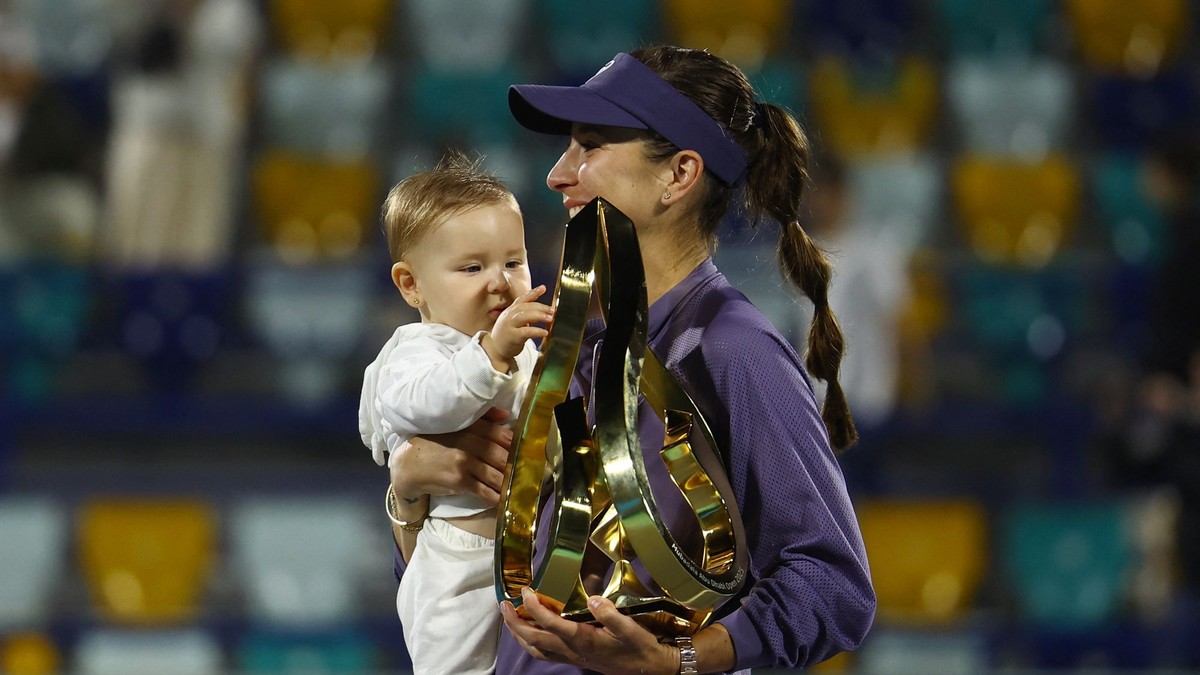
[753,102,768,128]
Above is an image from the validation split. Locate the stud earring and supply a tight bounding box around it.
[412,298,421,306]
[663,192,671,200]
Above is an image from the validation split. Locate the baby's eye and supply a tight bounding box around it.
[505,259,524,269]
[462,264,481,273]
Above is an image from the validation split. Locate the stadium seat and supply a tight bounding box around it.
[946,57,1073,158]
[404,0,528,72]
[846,152,942,238]
[856,499,988,623]
[230,497,372,625]
[0,631,61,675]
[1089,68,1198,152]
[1064,0,1190,76]
[1003,500,1134,627]
[856,628,989,674]
[1091,152,1166,267]
[934,0,1053,57]
[536,0,660,81]
[0,497,68,627]
[259,57,390,158]
[267,0,393,61]
[237,628,377,674]
[951,154,1081,267]
[114,270,230,394]
[804,0,918,59]
[243,252,373,404]
[748,57,807,113]
[406,64,527,146]
[78,499,217,624]
[3,261,90,401]
[9,0,114,76]
[74,628,223,675]
[663,0,792,69]
[251,150,381,261]
[809,56,939,157]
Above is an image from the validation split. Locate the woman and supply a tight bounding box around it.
[387,45,875,674]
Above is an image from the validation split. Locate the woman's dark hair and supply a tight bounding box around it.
[631,45,858,452]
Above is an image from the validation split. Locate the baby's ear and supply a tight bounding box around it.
[391,262,421,308]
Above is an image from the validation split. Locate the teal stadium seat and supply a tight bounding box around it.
[238,629,377,674]
[407,64,526,146]
[536,0,660,80]
[6,262,90,401]
[846,152,942,240]
[934,0,1053,57]
[1092,153,1167,267]
[1003,501,1134,627]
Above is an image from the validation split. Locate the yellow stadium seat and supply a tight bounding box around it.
[78,499,217,624]
[268,0,393,61]
[951,154,1081,267]
[251,150,381,263]
[809,57,939,157]
[857,499,988,624]
[1,632,61,675]
[662,0,792,69]
[1064,0,1190,76]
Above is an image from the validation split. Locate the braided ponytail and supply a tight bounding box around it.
[632,46,858,452]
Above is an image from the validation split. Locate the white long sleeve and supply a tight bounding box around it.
[358,322,538,467]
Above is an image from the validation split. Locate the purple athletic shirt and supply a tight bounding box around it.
[393,259,875,673]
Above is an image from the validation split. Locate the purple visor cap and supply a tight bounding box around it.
[509,53,748,185]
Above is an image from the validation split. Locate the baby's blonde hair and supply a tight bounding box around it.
[382,152,517,262]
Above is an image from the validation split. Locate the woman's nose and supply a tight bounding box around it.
[546,143,580,193]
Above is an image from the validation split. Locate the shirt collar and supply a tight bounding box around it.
[647,258,720,343]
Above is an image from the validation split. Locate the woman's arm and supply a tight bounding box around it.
[388,407,513,564]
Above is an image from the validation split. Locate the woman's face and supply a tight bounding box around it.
[546,123,670,227]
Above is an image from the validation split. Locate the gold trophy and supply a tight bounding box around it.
[495,198,747,636]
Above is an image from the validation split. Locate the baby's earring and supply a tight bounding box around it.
[412,297,421,306]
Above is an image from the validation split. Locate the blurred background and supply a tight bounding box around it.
[1,0,1198,673]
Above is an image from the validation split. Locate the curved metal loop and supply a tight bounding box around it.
[495,198,747,635]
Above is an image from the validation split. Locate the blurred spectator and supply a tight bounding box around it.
[103,0,260,270]
[805,152,917,431]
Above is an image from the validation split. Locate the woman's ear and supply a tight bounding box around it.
[662,150,705,205]
[392,262,422,308]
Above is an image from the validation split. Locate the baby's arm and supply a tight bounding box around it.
[481,285,554,373]
[376,335,518,438]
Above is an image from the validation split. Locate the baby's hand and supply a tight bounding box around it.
[483,285,554,368]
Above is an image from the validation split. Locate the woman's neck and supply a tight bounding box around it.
[638,227,709,305]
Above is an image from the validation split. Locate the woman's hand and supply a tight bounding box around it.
[500,588,680,675]
[389,407,512,505]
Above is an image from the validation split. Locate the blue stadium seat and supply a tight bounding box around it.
[805,0,919,59]
[1090,68,1198,151]
[946,57,1073,158]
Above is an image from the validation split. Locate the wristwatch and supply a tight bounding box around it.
[674,635,698,674]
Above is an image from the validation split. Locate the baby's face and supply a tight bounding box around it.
[405,200,532,337]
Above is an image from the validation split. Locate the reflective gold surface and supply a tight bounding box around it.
[495,198,747,635]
